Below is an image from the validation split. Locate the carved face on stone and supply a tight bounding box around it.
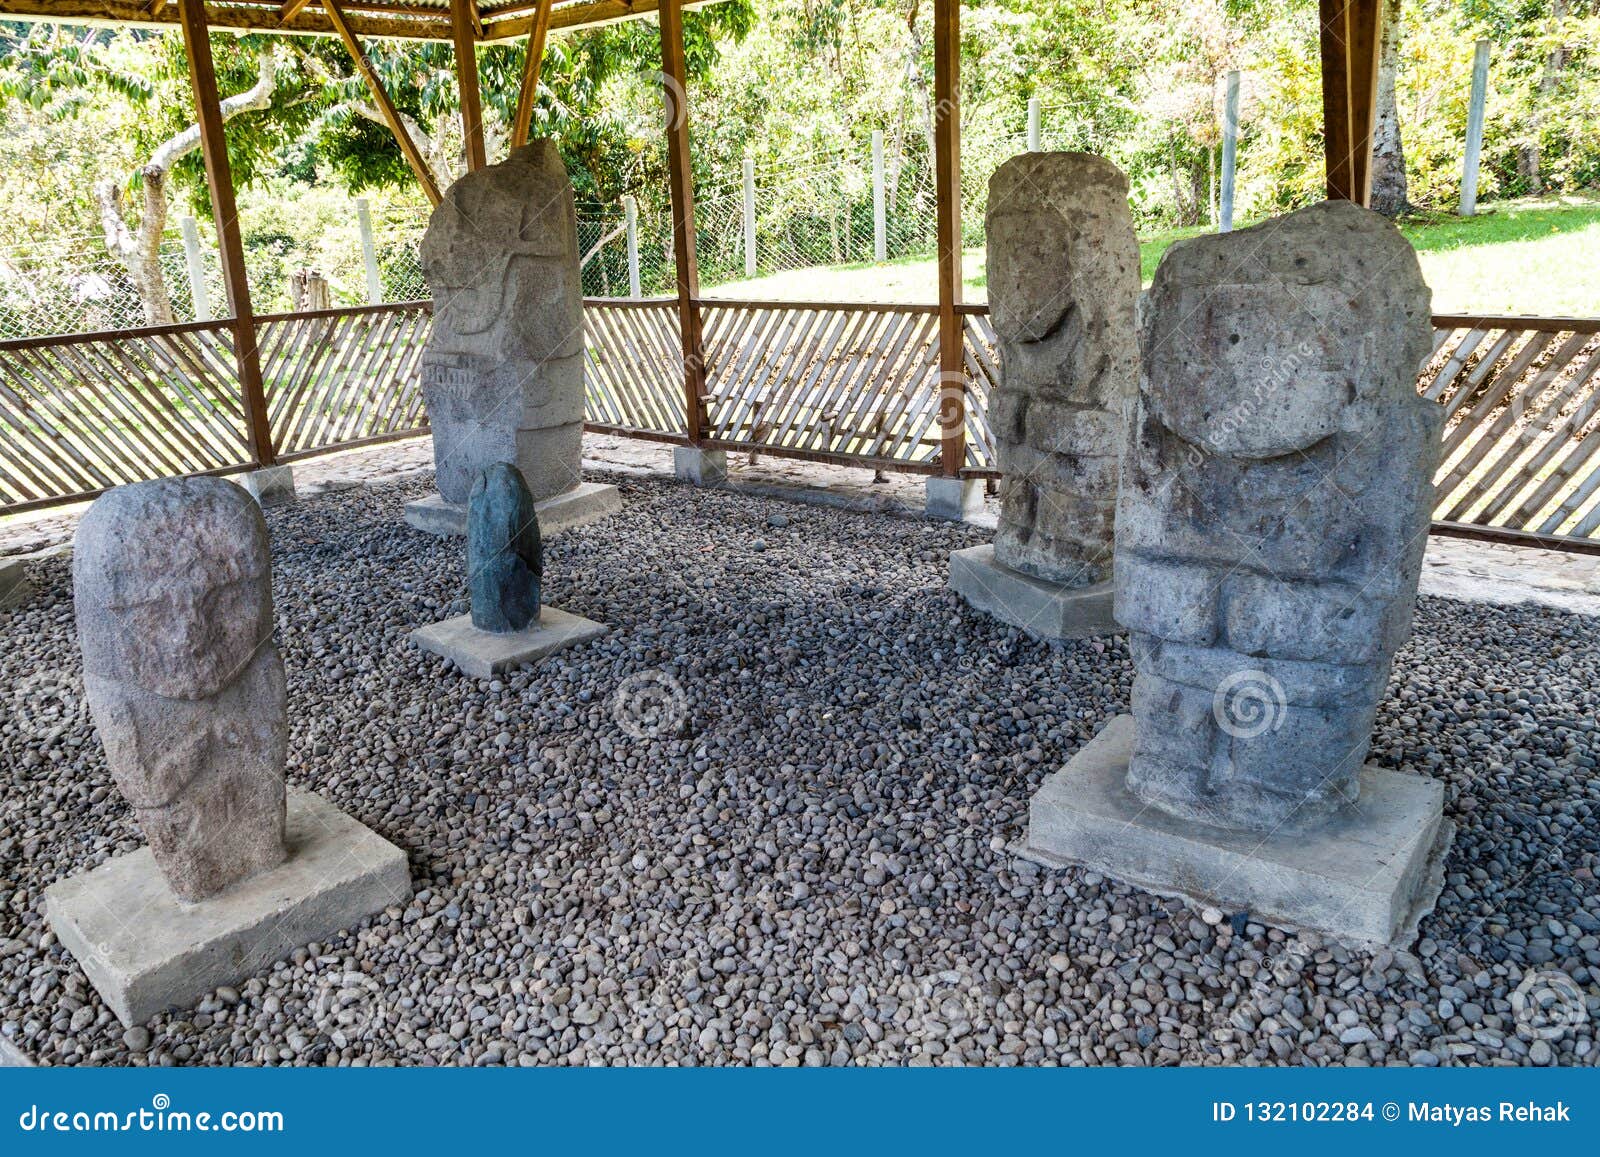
[421,140,578,339]
[74,478,272,701]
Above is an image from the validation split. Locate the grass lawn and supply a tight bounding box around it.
[703,194,1600,317]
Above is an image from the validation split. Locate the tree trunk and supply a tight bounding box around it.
[96,50,279,325]
[1520,0,1570,194]
[1369,0,1410,217]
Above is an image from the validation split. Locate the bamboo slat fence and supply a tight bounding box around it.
[3,299,1599,552]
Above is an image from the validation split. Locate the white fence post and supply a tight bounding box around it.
[623,194,642,298]
[179,215,211,320]
[1461,39,1492,217]
[356,198,383,304]
[1027,97,1042,151]
[742,156,758,279]
[1219,70,1241,233]
[872,130,887,263]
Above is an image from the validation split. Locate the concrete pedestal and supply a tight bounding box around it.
[404,481,620,538]
[44,790,411,1027]
[1020,715,1451,947]
[925,476,982,520]
[949,544,1117,640]
[409,605,608,678]
[674,447,728,486]
[0,558,30,610]
[234,464,296,508]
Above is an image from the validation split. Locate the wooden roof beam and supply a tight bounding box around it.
[509,0,552,148]
[325,0,444,203]
[278,0,312,22]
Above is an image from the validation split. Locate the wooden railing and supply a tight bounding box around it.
[5,299,1600,553]
[259,301,431,459]
[0,319,251,514]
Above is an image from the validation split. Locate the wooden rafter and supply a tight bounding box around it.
[932,0,963,477]
[325,0,443,204]
[658,0,706,444]
[175,0,275,467]
[278,0,312,22]
[509,0,553,149]
[0,0,725,42]
[451,0,487,170]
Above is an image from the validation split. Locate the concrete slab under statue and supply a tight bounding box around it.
[949,545,1117,641]
[404,139,618,538]
[46,790,409,1026]
[46,477,410,1026]
[409,462,609,678]
[404,481,620,539]
[1020,716,1451,946]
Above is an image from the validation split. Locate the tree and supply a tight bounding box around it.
[1369,0,1410,216]
[0,25,315,323]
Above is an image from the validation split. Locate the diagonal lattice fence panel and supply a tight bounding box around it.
[0,322,249,512]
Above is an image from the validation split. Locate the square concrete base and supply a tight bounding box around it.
[409,605,609,678]
[44,790,411,1027]
[674,447,728,486]
[403,481,620,538]
[0,558,30,610]
[1021,715,1451,947]
[234,464,296,508]
[926,476,983,520]
[949,544,1117,640]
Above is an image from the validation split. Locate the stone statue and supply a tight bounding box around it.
[468,462,543,633]
[73,478,288,903]
[419,139,584,507]
[985,152,1140,586]
[1116,199,1439,832]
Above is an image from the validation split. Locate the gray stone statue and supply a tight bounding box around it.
[985,152,1140,586]
[1116,199,1439,832]
[468,462,543,633]
[73,478,288,902]
[419,139,584,507]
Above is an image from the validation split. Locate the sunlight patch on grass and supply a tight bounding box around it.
[701,195,1600,317]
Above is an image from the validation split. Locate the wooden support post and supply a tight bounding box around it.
[510,0,553,150]
[179,215,211,319]
[932,0,964,478]
[659,0,707,444]
[1319,0,1383,205]
[623,194,642,298]
[742,156,757,278]
[871,130,887,262]
[326,0,442,206]
[1219,70,1240,231]
[1461,39,1492,216]
[356,198,383,304]
[452,0,488,171]
[177,0,275,468]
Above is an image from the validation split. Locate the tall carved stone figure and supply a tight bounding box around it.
[73,478,288,902]
[468,462,543,634]
[986,153,1140,586]
[420,140,584,506]
[1117,199,1439,832]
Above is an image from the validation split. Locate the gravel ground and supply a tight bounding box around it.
[1,472,1597,1067]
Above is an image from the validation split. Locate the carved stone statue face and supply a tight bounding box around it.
[421,140,578,340]
[74,478,272,701]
